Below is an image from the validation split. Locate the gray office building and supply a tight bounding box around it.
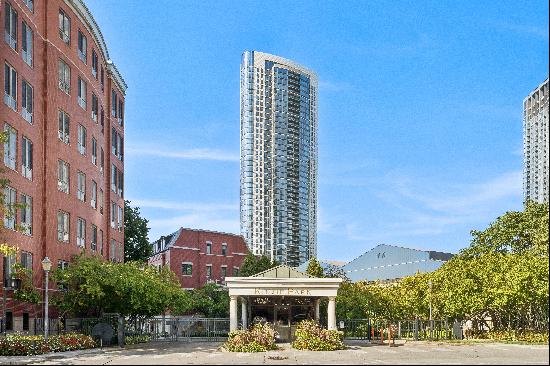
[240,51,318,267]
[523,78,549,204]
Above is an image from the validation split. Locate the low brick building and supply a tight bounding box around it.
[148,228,249,289]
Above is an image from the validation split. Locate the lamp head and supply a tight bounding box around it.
[41,257,52,272]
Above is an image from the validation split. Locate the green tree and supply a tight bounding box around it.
[239,253,278,277]
[52,256,184,318]
[306,258,324,277]
[463,201,549,258]
[124,200,152,262]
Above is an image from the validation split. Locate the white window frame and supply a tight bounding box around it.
[57,159,70,194]
[57,210,69,243]
[91,137,97,165]
[111,164,117,193]
[20,194,32,236]
[3,186,16,230]
[76,217,85,247]
[4,63,17,111]
[111,90,117,117]
[58,59,70,94]
[99,188,104,214]
[77,124,86,155]
[91,93,98,122]
[21,79,33,123]
[181,262,193,277]
[58,9,70,45]
[91,50,98,78]
[117,205,123,231]
[206,241,212,255]
[91,224,97,251]
[77,77,86,109]
[91,180,97,209]
[206,264,212,279]
[77,30,87,64]
[77,171,86,201]
[21,136,32,180]
[100,147,104,174]
[99,229,104,255]
[58,110,70,143]
[4,2,17,50]
[21,21,33,66]
[110,201,116,228]
[3,123,17,170]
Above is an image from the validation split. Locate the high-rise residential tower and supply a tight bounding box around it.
[523,78,549,204]
[240,51,318,267]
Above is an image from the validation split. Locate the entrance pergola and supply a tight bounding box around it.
[225,265,342,336]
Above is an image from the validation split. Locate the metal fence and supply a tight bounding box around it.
[338,318,461,341]
[126,317,230,342]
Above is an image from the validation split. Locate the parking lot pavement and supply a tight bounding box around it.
[3,340,548,365]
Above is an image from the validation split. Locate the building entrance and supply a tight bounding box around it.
[225,265,342,343]
[249,296,316,341]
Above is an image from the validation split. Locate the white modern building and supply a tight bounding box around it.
[240,51,318,267]
[523,78,549,204]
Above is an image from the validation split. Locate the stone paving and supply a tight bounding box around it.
[1,340,548,365]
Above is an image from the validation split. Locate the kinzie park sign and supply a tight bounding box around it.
[254,288,312,296]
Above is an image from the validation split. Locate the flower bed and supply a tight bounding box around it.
[292,320,345,351]
[0,333,97,356]
[224,323,278,352]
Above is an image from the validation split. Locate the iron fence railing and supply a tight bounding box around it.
[126,317,230,341]
[338,318,461,341]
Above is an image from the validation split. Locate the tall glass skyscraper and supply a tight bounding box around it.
[523,78,549,204]
[240,51,318,267]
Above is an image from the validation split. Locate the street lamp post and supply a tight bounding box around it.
[41,257,52,340]
[428,280,433,322]
[428,280,433,339]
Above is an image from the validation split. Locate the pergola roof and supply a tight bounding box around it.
[225,265,342,298]
[251,265,312,279]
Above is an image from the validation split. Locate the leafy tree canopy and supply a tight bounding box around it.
[124,200,152,262]
[334,202,549,331]
[306,258,324,278]
[52,256,183,318]
[462,200,549,258]
[239,253,279,277]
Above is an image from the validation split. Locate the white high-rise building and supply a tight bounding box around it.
[523,78,549,204]
[240,51,318,267]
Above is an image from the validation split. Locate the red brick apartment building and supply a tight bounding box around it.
[148,228,249,289]
[1,0,126,332]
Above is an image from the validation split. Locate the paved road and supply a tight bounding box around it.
[2,340,548,365]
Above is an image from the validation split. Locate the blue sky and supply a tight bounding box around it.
[87,0,548,262]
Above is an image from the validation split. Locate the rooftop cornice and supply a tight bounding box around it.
[65,0,127,94]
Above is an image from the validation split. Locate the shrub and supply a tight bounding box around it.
[125,334,151,345]
[0,333,97,356]
[292,320,344,351]
[482,331,549,344]
[224,323,277,352]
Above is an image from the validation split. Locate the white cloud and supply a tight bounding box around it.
[319,169,523,249]
[129,198,240,241]
[125,146,239,162]
[129,199,238,212]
